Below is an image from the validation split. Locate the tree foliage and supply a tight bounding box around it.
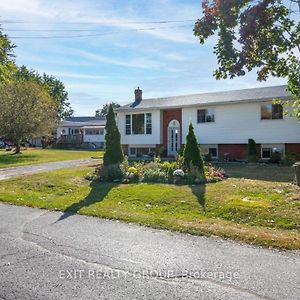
[0,81,58,153]
[183,123,204,173]
[103,104,124,166]
[0,30,17,82]
[95,102,120,117]
[15,66,73,119]
[194,0,300,118]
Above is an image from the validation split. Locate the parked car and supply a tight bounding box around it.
[0,138,14,149]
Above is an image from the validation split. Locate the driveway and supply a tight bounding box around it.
[0,159,100,180]
[0,203,299,299]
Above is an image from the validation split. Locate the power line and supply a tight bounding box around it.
[0,19,197,25]
[5,25,193,39]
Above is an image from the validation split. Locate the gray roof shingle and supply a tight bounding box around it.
[117,85,290,112]
[61,116,106,127]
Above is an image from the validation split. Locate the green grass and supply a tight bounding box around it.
[0,148,103,168]
[0,165,299,250]
[216,163,294,182]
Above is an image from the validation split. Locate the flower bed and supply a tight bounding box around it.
[94,156,227,185]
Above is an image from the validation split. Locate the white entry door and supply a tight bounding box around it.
[168,120,180,156]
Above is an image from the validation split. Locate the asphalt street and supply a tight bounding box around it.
[0,203,299,299]
[0,159,100,181]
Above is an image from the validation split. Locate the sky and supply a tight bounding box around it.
[0,0,297,116]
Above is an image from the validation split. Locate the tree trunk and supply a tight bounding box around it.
[14,143,21,154]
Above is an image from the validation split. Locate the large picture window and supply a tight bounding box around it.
[197,108,215,123]
[261,104,283,120]
[132,114,145,134]
[125,113,152,135]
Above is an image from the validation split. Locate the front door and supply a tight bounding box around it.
[168,120,180,156]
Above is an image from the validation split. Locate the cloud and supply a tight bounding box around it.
[71,49,163,70]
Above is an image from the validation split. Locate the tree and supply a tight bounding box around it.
[247,138,257,162]
[183,123,204,173]
[15,66,73,119]
[0,29,17,82]
[0,81,57,153]
[103,104,123,165]
[194,0,300,118]
[95,102,120,117]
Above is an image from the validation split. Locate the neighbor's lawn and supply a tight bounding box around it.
[0,165,299,250]
[0,148,103,168]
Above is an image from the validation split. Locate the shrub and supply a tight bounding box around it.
[143,169,166,183]
[183,123,204,174]
[285,151,300,164]
[103,104,124,166]
[204,164,226,183]
[99,164,124,182]
[85,170,99,181]
[247,138,257,162]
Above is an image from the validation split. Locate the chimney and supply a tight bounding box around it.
[134,87,142,102]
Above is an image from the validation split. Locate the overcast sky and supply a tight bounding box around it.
[0,0,296,116]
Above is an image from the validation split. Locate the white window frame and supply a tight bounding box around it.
[125,113,152,135]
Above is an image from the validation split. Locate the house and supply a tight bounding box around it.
[56,116,106,149]
[116,86,300,161]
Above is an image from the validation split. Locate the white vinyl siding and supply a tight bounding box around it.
[182,102,300,145]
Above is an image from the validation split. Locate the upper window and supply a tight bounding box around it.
[197,108,215,123]
[125,113,152,135]
[132,114,145,134]
[261,104,283,120]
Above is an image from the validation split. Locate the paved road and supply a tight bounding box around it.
[0,204,299,300]
[0,159,100,180]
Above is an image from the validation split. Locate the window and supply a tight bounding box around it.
[209,147,218,158]
[261,104,283,120]
[129,147,156,157]
[262,148,272,159]
[125,115,131,135]
[132,114,145,134]
[125,113,152,135]
[146,113,152,134]
[85,129,101,135]
[197,108,215,123]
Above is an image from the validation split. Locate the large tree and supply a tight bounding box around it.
[0,81,57,153]
[15,66,73,119]
[103,104,123,165]
[194,0,300,118]
[95,102,120,117]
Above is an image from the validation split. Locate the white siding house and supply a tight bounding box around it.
[57,117,106,149]
[117,86,300,160]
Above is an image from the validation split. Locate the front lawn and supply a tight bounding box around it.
[0,165,299,250]
[0,148,103,169]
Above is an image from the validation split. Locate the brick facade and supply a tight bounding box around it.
[218,144,248,161]
[162,109,182,148]
[285,143,300,154]
[122,144,129,156]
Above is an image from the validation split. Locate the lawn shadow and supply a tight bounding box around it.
[54,180,117,223]
[190,184,206,212]
[0,152,39,167]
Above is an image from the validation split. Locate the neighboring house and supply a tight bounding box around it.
[116,86,300,161]
[57,117,106,149]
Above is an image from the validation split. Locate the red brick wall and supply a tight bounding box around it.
[285,143,300,154]
[218,144,248,161]
[122,144,129,156]
[162,109,182,148]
